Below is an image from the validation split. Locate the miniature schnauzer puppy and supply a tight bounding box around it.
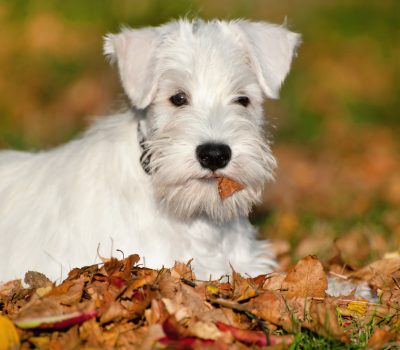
[0,19,301,283]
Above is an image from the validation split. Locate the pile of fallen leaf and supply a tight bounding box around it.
[1,254,399,349]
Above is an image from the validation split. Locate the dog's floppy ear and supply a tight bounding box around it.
[104,27,159,109]
[235,21,301,99]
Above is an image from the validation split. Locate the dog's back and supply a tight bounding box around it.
[0,114,140,281]
[0,113,198,282]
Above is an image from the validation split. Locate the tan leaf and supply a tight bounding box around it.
[35,286,52,298]
[262,272,286,291]
[247,291,349,343]
[15,298,64,323]
[158,270,180,299]
[100,301,127,324]
[380,289,400,310]
[171,260,196,280]
[46,276,85,305]
[104,253,140,279]
[145,299,169,326]
[0,280,23,299]
[281,255,327,298]
[246,290,301,332]
[190,321,223,340]
[349,257,400,289]
[367,327,396,349]
[217,176,245,200]
[79,318,107,347]
[305,298,350,343]
[139,324,165,350]
[24,271,53,290]
[47,325,80,350]
[231,270,258,302]
[124,268,158,294]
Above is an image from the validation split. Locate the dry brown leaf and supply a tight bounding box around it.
[247,291,349,343]
[349,257,400,289]
[139,324,165,350]
[246,291,301,332]
[335,229,371,268]
[191,307,238,327]
[48,325,80,350]
[281,255,327,298]
[15,298,64,323]
[190,321,223,340]
[231,270,258,302]
[0,279,23,299]
[2,253,399,348]
[124,268,158,294]
[171,260,196,280]
[121,288,155,320]
[66,264,99,281]
[24,271,53,290]
[262,272,286,291]
[46,276,85,306]
[158,270,180,299]
[162,315,190,339]
[79,318,106,347]
[164,283,210,322]
[104,253,140,279]
[100,300,127,324]
[109,322,144,349]
[217,176,245,200]
[145,299,169,326]
[305,298,349,343]
[367,327,396,349]
[380,289,400,310]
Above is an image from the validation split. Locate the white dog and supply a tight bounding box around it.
[0,19,301,283]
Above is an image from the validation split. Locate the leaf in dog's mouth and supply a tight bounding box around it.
[217,176,245,200]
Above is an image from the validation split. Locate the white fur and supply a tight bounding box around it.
[0,19,300,283]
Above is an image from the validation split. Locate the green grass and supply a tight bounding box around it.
[290,331,345,350]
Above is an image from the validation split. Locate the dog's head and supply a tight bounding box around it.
[104,19,300,222]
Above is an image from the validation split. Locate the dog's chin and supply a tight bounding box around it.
[154,177,262,222]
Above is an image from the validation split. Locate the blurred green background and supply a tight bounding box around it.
[0,0,399,265]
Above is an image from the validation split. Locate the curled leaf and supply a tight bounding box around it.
[14,309,97,330]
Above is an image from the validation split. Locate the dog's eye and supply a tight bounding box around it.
[169,92,188,107]
[235,96,250,107]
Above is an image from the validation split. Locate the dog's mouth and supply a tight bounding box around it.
[199,173,219,181]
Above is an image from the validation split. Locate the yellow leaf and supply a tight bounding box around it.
[347,301,367,315]
[30,336,50,348]
[206,285,219,294]
[0,315,20,350]
[35,286,52,297]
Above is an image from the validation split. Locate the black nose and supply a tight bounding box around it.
[196,143,232,171]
